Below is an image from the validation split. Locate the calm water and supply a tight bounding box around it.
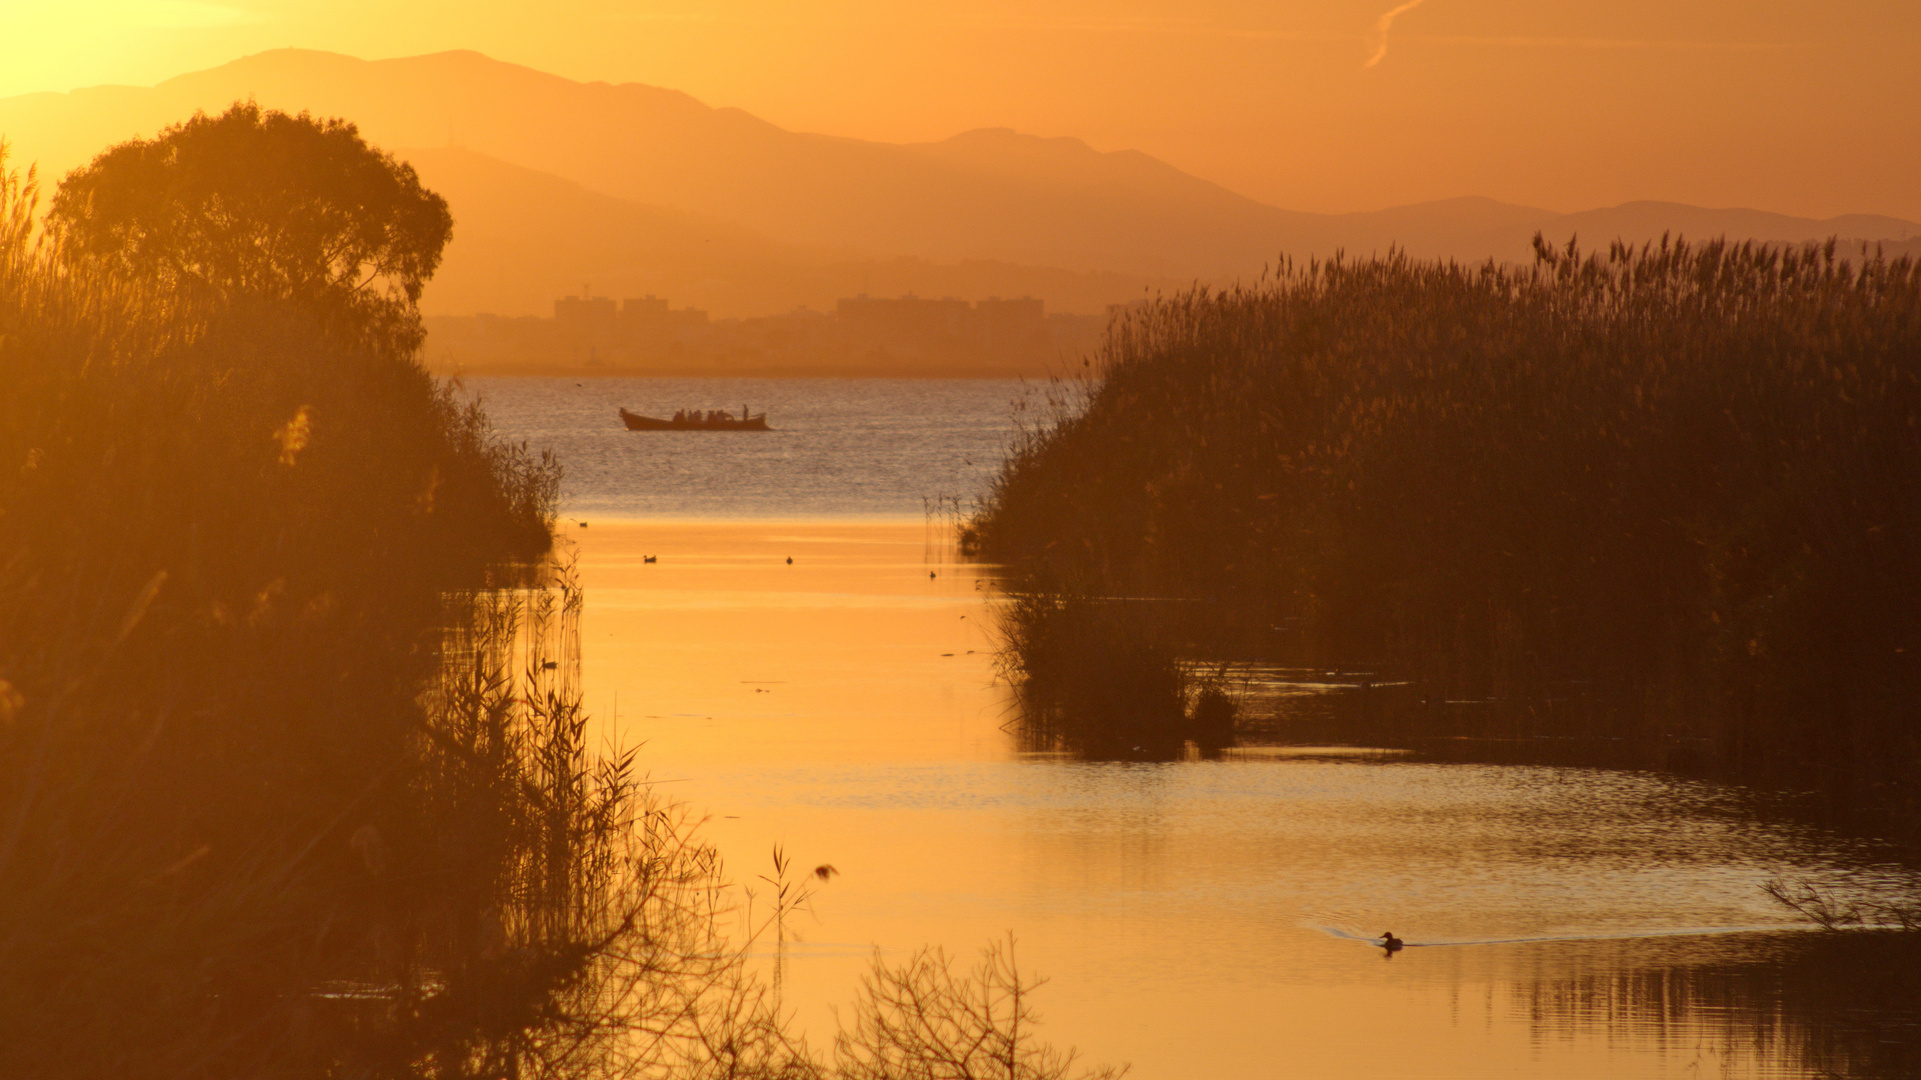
[460,376,1033,518]
[471,378,1921,1080]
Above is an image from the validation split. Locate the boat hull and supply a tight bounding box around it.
[619,408,771,431]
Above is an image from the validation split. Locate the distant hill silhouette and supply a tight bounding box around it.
[2,48,1916,317]
[404,146,1161,317]
[1534,201,1918,249]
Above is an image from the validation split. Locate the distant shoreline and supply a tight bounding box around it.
[429,364,1060,380]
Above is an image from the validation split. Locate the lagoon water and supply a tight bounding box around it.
[471,377,1921,1080]
[461,376,1037,519]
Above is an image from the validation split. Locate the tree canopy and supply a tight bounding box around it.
[48,101,451,320]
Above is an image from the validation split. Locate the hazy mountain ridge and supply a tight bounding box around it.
[0,48,1915,319]
[1533,201,1919,250]
[403,146,1163,317]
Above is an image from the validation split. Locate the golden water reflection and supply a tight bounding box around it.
[572,520,1917,1080]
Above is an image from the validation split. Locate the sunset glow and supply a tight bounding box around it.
[5,0,1918,218]
[7,2,1921,1076]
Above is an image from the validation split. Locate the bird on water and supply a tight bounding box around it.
[1381,931,1403,951]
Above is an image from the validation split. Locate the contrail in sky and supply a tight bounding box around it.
[1365,0,1431,68]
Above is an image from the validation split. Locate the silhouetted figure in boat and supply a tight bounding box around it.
[1381,931,1403,954]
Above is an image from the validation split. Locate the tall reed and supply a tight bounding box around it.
[975,238,1921,819]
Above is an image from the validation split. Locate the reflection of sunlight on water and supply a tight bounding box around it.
[572,518,1921,1080]
[1222,745,1414,759]
[595,589,986,612]
[1312,922,1807,948]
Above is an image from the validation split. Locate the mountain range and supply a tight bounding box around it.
[2,49,1916,318]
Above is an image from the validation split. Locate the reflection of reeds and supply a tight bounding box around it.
[923,493,971,567]
[398,572,808,1078]
[1763,876,1921,933]
[998,593,1237,759]
[974,238,1921,815]
[1517,932,1921,1080]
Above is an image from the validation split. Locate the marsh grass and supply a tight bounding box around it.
[975,237,1921,816]
[0,144,755,1076]
[0,143,1117,1078]
[0,141,587,1074]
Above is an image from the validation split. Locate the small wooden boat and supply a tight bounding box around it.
[619,407,771,431]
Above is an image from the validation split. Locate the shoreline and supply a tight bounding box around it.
[557,512,933,521]
[429,364,1065,380]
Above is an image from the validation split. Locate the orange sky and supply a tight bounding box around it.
[5,0,1919,218]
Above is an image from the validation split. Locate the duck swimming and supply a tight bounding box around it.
[1380,931,1404,951]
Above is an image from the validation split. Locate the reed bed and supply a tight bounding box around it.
[0,142,584,1073]
[0,140,1117,1078]
[974,238,1921,818]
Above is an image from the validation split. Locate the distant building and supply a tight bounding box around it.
[554,287,617,339]
[834,293,1048,358]
[836,294,971,354]
[621,294,708,336]
[969,296,1048,351]
[422,288,1080,375]
[622,295,669,320]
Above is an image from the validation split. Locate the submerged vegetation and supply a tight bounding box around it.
[0,106,1114,1078]
[975,239,1921,821]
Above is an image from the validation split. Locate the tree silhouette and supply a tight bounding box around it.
[49,101,451,323]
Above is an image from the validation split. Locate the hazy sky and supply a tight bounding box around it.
[5,0,1918,218]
